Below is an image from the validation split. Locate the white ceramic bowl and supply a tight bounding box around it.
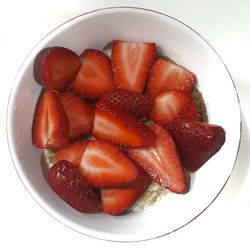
[7,7,241,242]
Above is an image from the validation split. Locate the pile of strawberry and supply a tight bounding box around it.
[32,41,225,216]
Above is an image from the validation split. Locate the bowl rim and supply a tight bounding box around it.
[6,6,242,242]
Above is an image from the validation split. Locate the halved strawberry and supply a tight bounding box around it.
[112,40,156,93]
[165,120,226,172]
[58,90,94,140]
[34,47,81,90]
[92,101,156,147]
[55,140,88,167]
[79,140,139,188]
[147,58,195,99]
[71,49,116,99]
[149,90,199,125]
[128,124,187,193]
[32,90,69,149]
[99,89,152,119]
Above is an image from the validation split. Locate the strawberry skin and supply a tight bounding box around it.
[92,101,156,147]
[149,90,199,125]
[72,49,116,99]
[32,90,70,149]
[48,160,99,213]
[58,90,94,140]
[147,58,195,99]
[79,140,139,188]
[165,120,226,172]
[112,40,156,93]
[34,47,81,90]
[128,124,187,193]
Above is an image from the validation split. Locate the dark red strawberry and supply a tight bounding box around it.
[34,47,81,90]
[92,101,156,147]
[128,124,187,193]
[147,58,195,99]
[99,89,152,118]
[48,160,99,213]
[55,140,88,167]
[32,90,69,149]
[165,120,226,172]
[58,90,94,140]
[149,90,199,125]
[71,49,116,99]
[112,40,156,93]
[79,140,139,188]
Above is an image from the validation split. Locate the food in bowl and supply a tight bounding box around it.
[31,40,226,216]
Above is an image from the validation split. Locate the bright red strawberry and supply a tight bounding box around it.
[149,90,199,125]
[147,58,195,99]
[71,49,116,99]
[165,120,226,172]
[32,90,69,149]
[101,187,146,216]
[55,140,88,167]
[34,47,81,90]
[128,124,187,193]
[58,90,94,140]
[79,140,139,188]
[99,89,152,118]
[112,40,156,93]
[92,101,156,147]
[48,160,99,213]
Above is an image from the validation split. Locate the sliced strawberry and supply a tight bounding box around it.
[34,47,81,90]
[165,120,226,172]
[55,140,88,167]
[147,58,195,99]
[149,90,199,125]
[58,90,94,140]
[79,140,139,188]
[48,160,99,213]
[99,89,152,118]
[128,124,187,193]
[32,90,69,149]
[92,101,156,147]
[71,49,116,99]
[112,40,156,93]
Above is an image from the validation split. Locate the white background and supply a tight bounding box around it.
[1,0,250,249]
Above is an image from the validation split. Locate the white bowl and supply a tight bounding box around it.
[7,7,241,242]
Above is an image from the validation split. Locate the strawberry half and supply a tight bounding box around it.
[79,140,139,188]
[149,90,199,125]
[92,101,156,147]
[34,47,81,90]
[58,90,94,140]
[128,124,187,193]
[32,90,69,149]
[147,58,195,99]
[71,49,116,99]
[165,120,226,172]
[48,160,99,213]
[112,40,156,93]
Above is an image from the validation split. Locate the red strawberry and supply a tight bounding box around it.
[71,49,116,99]
[149,90,199,125]
[99,89,152,119]
[58,90,94,140]
[147,58,195,99]
[92,101,156,147]
[128,124,187,193]
[55,140,88,167]
[165,120,226,172]
[34,47,81,90]
[32,90,69,149]
[112,40,156,93]
[48,160,99,213]
[79,140,139,188]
